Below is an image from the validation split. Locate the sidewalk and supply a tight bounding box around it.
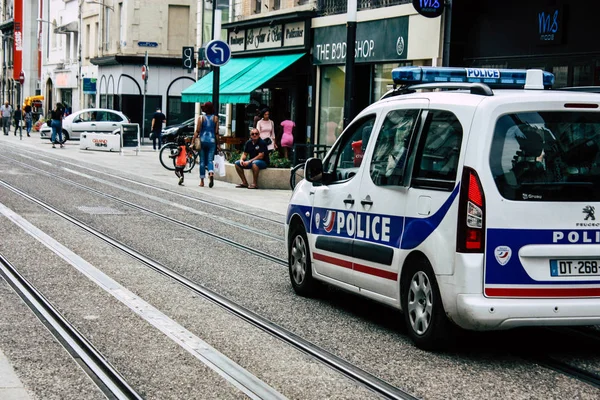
[0,132,292,216]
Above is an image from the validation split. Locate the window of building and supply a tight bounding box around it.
[372,62,413,102]
[168,5,190,51]
[95,22,99,57]
[85,24,90,58]
[51,19,57,48]
[104,7,111,51]
[254,0,262,14]
[319,65,345,146]
[119,3,124,49]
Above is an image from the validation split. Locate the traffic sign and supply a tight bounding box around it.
[141,65,148,81]
[18,71,25,85]
[138,41,158,48]
[205,40,231,67]
[412,0,444,18]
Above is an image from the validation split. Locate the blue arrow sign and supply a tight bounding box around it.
[138,41,158,48]
[205,40,231,67]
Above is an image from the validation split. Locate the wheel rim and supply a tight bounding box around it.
[407,271,433,336]
[290,234,307,285]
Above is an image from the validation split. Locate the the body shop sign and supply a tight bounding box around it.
[228,21,307,53]
[313,17,409,65]
[537,6,563,44]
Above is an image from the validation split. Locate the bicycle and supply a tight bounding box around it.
[159,134,197,173]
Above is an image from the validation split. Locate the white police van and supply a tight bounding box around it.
[286,66,600,350]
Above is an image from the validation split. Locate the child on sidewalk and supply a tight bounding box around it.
[170,136,187,185]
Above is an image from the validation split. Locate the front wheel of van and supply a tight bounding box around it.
[401,260,451,351]
[288,224,316,296]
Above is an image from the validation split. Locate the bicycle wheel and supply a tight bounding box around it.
[159,143,178,171]
[183,150,196,173]
[290,163,305,190]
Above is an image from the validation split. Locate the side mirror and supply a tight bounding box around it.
[305,157,323,184]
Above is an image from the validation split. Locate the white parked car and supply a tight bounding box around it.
[287,66,600,350]
[40,108,130,141]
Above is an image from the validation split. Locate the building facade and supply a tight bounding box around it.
[1,0,41,110]
[40,0,79,115]
[450,0,600,88]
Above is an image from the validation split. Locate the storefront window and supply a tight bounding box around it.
[372,62,412,102]
[552,66,568,88]
[60,89,72,112]
[319,65,345,146]
[573,65,593,86]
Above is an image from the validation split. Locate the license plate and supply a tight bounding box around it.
[550,260,600,277]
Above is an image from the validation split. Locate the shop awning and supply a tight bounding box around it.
[182,53,304,104]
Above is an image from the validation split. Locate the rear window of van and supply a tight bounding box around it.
[490,111,600,201]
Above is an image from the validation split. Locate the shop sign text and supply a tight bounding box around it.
[313,17,409,65]
[537,7,562,44]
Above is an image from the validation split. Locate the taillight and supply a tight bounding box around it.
[457,167,485,253]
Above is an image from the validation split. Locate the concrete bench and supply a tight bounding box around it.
[213,162,291,190]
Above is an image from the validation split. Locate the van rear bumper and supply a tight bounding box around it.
[453,294,600,330]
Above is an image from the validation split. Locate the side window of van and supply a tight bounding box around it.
[369,109,419,186]
[323,115,376,182]
[412,110,463,189]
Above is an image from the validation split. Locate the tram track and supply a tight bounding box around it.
[0,253,142,400]
[527,327,600,389]
[1,155,286,263]
[0,179,418,400]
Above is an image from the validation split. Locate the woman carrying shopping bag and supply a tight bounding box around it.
[192,102,220,188]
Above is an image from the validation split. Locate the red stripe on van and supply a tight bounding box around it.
[313,253,353,269]
[354,263,398,281]
[486,287,600,297]
[313,253,397,280]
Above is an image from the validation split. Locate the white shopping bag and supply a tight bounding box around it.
[214,153,226,177]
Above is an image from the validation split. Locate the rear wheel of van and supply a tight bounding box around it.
[288,224,316,296]
[401,259,451,350]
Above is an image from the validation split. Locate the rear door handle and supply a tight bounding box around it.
[361,199,373,206]
[343,198,355,205]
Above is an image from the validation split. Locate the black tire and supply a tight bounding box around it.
[159,143,178,171]
[288,223,317,296]
[401,259,452,350]
[62,130,69,143]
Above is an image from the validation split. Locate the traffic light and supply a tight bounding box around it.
[182,46,195,70]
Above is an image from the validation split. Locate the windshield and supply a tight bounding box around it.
[491,111,600,201]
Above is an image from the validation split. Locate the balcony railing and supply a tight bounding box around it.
[317,0,411,16]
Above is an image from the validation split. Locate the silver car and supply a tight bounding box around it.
[40,108,130,141]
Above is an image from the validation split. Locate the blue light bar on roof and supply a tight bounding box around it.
[392,67,555,89]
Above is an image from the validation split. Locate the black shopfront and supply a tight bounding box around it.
[221,11,314,148]
[451,0,600,87]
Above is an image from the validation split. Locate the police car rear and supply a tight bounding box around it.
[286,66,600,350]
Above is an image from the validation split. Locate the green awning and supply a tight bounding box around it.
[182,53,304,104]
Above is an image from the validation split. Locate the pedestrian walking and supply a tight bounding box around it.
[280,112,295,160]
[150,107,166,150]
[13,105,23,136]
[256,108,276,152]
[1,100,12,135]
[169,135,187,186]
[192,101,220,188]
[24,105,33,137]
[50,102,64,148]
